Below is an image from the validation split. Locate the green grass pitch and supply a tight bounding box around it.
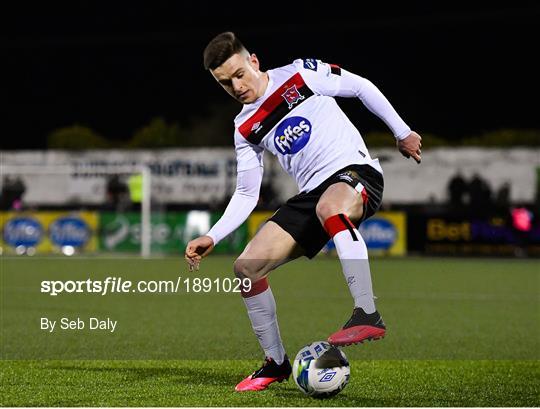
[1,256,539,406]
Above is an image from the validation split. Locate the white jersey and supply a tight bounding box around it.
[206,59,411,245]
[233,58,411,193]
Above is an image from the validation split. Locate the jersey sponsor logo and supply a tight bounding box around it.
[238,73,314,144]
[274,116,311,154]
[281,84,305,109]
[303,58,318,71]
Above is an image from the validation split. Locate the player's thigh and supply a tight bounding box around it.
[234,220,303,280]
[315,182,364,224]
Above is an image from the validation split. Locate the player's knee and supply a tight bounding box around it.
[233,258,263,281]
[315,200,340,223]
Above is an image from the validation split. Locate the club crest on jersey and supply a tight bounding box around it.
[281,84,305,109]
[274,116,312,155]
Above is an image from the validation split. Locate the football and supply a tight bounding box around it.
[292,341,350,398]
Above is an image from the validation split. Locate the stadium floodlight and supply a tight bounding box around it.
[0,164,152,258]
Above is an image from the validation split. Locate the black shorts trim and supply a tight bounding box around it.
[269,164,384,258]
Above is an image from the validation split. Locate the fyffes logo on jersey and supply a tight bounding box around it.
[274,116,312,155]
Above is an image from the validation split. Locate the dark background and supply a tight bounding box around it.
[3,2,539,149]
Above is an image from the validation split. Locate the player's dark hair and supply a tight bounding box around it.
[203,32,248,70]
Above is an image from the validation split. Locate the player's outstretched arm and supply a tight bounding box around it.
[397,131,422,164]
[298,60,419,154]
[183,165,263,271]
[185,235,215,271]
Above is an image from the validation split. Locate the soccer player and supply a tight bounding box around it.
[185,32,422,392]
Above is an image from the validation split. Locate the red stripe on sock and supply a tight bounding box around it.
[361,187,369,205]
[323,214,356,238]
[241,277,269,298]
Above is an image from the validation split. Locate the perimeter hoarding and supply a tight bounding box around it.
[358,211,407,256]
[0,211,98,255]
[99,211,247,254]
[407,213,540,256]
[1,210,407,256]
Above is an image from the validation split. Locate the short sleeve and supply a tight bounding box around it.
[293,58,343,97]
[234,130,264,172]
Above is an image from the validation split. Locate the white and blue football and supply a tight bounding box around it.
[292,341,350,398]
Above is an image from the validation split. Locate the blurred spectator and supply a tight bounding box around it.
[469,173,492,215]
[447,171,468,209]
[495,181,511,211]
[535,167,540,214]
[127,173,143,204]
[0,176,26,210]
[105,175,130,211]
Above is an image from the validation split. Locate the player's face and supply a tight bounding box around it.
[211,52,267,104]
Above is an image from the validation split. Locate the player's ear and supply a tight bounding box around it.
[249,53,260,71]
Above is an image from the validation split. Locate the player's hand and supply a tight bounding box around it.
[184,235,215,272]
[397,131,422,164]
